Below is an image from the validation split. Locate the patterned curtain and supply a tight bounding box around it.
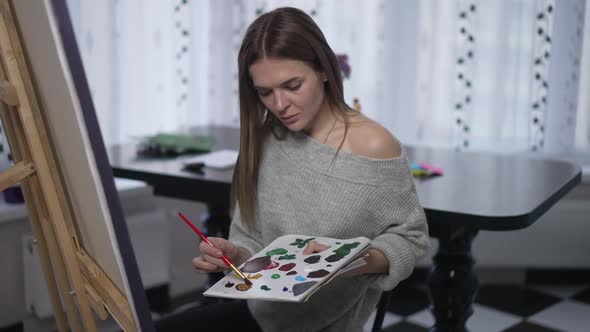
[64,0,588,154]
[416,0,586,152]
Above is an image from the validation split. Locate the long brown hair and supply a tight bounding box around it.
[232,7,353,227]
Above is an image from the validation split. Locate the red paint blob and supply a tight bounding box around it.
[279,263,296,271]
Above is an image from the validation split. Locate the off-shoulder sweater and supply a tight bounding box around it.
[229,130,429,332]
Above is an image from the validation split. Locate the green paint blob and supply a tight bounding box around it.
[271,274,280,279]
[333,242,361,256]
[278,254,296,260]
[325,242,362,263]
[260,285,271,291]
[266,248,288,256]
[289,238,316,248]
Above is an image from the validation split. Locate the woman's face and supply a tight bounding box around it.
[249,57,327,132]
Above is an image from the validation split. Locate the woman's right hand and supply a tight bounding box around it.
[192,237,239,273]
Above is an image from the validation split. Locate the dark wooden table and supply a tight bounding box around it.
[110,126,581,332]
[110,127,239,239]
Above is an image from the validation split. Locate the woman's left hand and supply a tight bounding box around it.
[339,248,389,277]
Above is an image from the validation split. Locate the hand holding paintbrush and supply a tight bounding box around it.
[178,212,252,286]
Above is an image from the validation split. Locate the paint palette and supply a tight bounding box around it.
[203,234,371,302]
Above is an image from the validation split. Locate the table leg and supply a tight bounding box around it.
[202,204,231,239]
[428,225,479,332]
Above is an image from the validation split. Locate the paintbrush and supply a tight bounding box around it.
[177,212,252,286]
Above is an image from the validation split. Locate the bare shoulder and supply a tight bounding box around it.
[345,116,402,159]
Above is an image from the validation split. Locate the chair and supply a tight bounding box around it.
[372,290,393,332]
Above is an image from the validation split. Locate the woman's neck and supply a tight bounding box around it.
[303,101,341,142]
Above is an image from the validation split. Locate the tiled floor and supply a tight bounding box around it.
[363,282,590,332]
[9,277,588,332]
[155,277,590,332]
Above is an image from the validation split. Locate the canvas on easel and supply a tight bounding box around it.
[0,0,153,331]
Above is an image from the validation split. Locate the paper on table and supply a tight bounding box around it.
[184,149,238,169]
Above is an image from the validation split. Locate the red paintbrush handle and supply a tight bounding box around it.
[178,212,232,267]
[178,212,251,285]
[221,256,233,267]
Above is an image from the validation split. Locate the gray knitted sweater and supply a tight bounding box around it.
[229,130,429,332]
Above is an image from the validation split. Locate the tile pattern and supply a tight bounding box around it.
[363,283,590,332]
[9,278,582,332]
[98,267,590,332]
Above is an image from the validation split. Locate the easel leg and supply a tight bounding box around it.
[0,70,72,332]
[29,176,88,332]
[22,180,72,332]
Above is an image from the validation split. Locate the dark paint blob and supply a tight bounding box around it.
[325,242,361,262]
[224,282,234,288]
[241,256,272,273]
[292,281,318,296]
[286,271,297,276]
[325,254,343,262]
[283,287,288,292]
[260,285,271,291]
[303,255,321,264]
[307,269,330,278]
[279,263,296,271]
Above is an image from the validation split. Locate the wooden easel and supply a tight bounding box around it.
[0,1,136,331]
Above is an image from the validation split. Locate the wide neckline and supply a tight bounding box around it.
[270,130,411,186]
[295,131,406,162]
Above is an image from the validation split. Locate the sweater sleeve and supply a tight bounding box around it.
[228,204,265,258]
[363,174,430,291]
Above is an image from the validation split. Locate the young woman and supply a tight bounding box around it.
[190,7,429,332]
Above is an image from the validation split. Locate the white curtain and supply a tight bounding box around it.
[66,0,181,147]
[578,0,590,150]
[64,0,589,155]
